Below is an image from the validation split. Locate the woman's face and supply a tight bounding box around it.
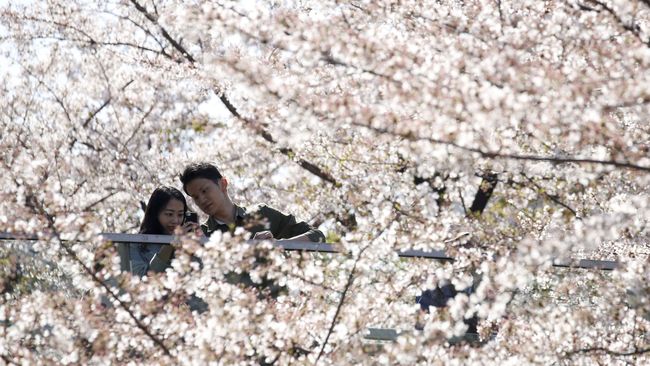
[157,198,185,235]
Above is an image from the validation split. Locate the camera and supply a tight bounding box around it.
[184,211,198,224]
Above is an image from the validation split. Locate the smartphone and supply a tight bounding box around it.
[184,211,198,224]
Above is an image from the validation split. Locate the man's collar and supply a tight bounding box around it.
[208,205,247,226]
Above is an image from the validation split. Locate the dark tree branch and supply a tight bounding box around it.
[19,16,97,45]
[217,93,243,119]
[17,11,173,58]
[496,0,505,24]
[288,272,342,294]
[278,148,339,186]
[351,123,650,173]
[78,141,102,152]
[584,0,649,46]
[129,0,196,63]
[478,150,650,172]
[604,96,650,111]
[219,93,339,185]
[576,2,600,12]
[82,99,109,129]
[24,35,172,60]
[217,93,276,144]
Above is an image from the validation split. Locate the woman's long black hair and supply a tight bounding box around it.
[139,186,188,235]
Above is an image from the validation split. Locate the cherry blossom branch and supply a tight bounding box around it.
[13,57,127,153]
[185,14,650,179]
[565,346,650,358]
[218,94,340,185]
[82,79,134,128]
[82,190,120,211]
[17,62,73,124]
[70,78,133,151]
[315,245,369,364]
[100,10,170,55]
[129,0,339,186]
[352,123,650,173]
[5,14,173,61]
[466,148,650,173]
[315,228,386,364]
[521,174,579,217]
[582,0,649,46]
[18,188,174,358]
[458,187,468,215]
[20,35,173,61]
[0,354,19,366]
[129,0,196,63]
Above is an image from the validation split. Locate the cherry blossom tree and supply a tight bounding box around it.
[1,0,649,364]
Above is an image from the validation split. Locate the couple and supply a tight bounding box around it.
[129,162,325,276]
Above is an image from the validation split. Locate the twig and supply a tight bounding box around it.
[122,102,155,148]
[82,191,119,211]
[522,174,578,217]
[82,79,134,128]
[314,246,368,364]
[458,187,468,215]
[315,228,385,364]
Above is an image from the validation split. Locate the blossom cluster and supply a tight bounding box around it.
[1,0,649,364]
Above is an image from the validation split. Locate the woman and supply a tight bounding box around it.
[129,186,201,276]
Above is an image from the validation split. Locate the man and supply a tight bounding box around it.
[179,162,325,242]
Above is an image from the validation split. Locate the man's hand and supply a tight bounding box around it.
[253,230,275,241]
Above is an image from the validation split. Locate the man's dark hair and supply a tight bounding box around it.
[179,162,223,193]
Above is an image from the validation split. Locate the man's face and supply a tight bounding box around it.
[185,177,227,217]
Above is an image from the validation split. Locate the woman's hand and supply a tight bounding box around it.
[181,222,204,237]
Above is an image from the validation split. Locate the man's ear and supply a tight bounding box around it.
[220,177,228,193]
